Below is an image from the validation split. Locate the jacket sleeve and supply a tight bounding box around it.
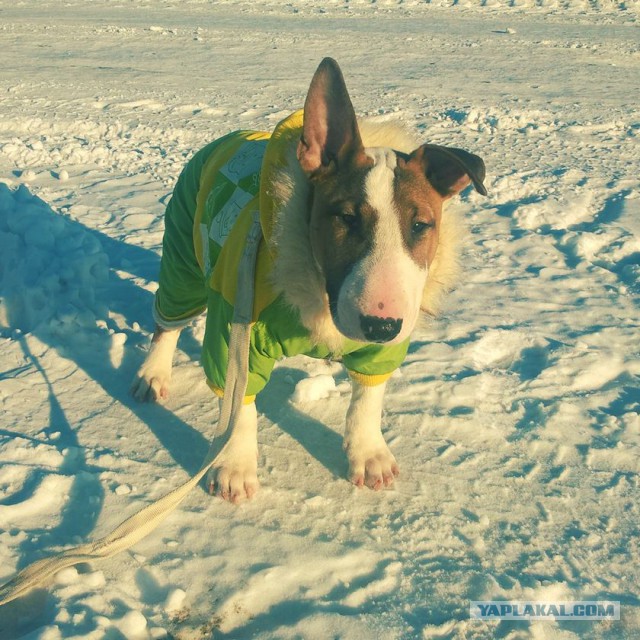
[342,339,410,386]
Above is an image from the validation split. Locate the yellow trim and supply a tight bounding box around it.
[347,370,393,387]
[206,380,256,404]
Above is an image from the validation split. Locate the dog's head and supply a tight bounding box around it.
[297,58,487,344]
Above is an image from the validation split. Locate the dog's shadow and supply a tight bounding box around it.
[256,366,349,481]
[0,185,207,583]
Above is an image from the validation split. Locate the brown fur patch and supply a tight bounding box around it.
[394,154,444,268]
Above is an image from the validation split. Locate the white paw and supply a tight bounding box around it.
[130,329,179,402]
[345,438,399,490]
[206,445,259,504]
[130,363,171,402]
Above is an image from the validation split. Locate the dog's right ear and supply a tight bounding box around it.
[298,58,364,176]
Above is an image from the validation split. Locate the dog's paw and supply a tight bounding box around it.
[345,440,399,491]
[206,447,259,504]
[130,366,171,403]
[130,328,179,403]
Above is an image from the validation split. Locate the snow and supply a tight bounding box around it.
[292,374,338,403]
[0,1,639,639]
[0,184,109,335]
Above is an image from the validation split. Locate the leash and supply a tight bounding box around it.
[0,212,263,607]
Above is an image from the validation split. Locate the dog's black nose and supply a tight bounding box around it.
[360,314,403,343]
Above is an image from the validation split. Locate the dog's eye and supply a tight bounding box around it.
[335,212,358,230]
[411,220,434,237]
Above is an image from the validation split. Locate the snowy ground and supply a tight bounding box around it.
[0,1,639,639]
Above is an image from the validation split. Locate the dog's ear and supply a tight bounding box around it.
[410,144,487,198]
[298,57,365,175]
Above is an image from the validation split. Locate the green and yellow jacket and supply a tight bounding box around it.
[154,111,409,401]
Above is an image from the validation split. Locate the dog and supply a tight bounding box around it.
[131,58,487,503]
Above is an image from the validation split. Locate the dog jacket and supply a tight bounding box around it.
[154,111,410,400]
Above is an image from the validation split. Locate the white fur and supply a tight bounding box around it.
[206,401,259,503]
[344,380,398,489]
[359,121,464,317]
[130,328,180,402]
[333,147,427,343]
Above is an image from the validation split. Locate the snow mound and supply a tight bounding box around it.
[292,374,336,403]
[0,183,109,335]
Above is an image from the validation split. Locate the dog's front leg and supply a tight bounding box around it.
[206,400,259,504]
[130,325,180,402]
[344,380,399,490]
